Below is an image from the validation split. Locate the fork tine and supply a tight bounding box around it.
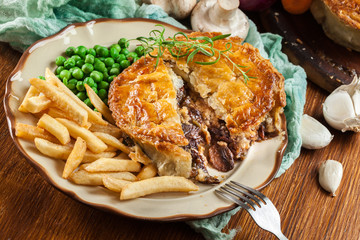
[226,183,263,206]
[220,186,257,209]
[215,189,251,211]
[230,181,268,202]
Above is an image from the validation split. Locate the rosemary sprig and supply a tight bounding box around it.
[132,24,255,84]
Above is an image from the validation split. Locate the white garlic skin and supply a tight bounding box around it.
[323,76,360,132]
[300,114,333,149]
[318,160,343,197]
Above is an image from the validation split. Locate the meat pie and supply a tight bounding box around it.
[108,32,286,183]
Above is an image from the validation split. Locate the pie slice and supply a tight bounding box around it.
[108,32,286,183]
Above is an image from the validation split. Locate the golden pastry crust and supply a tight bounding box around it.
[109,32,286,180]
[162,32,286,136]
[322,0,360,29]
[109,57,187,146]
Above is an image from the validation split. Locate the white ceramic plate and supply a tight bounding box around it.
[4,18,287,221]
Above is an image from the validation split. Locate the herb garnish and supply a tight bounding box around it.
[132,24,254,84]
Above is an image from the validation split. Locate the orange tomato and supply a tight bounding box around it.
[281,0,313,14]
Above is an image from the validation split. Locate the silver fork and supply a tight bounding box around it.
[215,181,288,240]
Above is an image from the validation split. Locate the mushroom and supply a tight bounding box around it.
[191,0,249,40]
[142,0,197,19]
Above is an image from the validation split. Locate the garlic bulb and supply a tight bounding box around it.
[323,76,360,132]
[300,114,333,149]
[318,160,343,197]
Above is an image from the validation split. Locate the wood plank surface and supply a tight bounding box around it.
[1,32,360,240]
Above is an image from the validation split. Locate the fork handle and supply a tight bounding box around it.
[275,232,288,240]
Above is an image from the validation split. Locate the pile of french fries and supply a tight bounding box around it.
[15,68,198,200]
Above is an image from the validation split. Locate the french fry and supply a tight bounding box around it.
[120,176,199,200]
[129,145,152,165]
[37,114,70,145]
[47,108,92,130]
[136,164,157,180]
[93,132,131,154]
[18,86,40,112]
[45,68,107,126]
[56,118,107,153]
[89,122,123,138]
[63,137,86,179]
[102,175,131,192]
[85,158,141,173]
[69,170,137,185]
[15,122,57,142]
[105,145,118,152]
[84,84,115,124]
[34,138,116,162]
[29,78,88,127]
[22,95,52,113]
[113,152,130,159]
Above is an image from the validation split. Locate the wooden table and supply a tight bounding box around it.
[1,32,360,239]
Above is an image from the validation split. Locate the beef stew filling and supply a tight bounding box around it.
[177,86,239,183]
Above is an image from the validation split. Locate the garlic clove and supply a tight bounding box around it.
[352,89,360,115]
[300,114,333,149]
[323,76,360,132]
[318,160,343,197]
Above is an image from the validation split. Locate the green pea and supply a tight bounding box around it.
[88,48,96,56]
[76,59,85,68]
[127,52,137,62]
[84,77,97,88]
[38,76,46,80]
[93,45,101,51]
[120,48,129,56]
[56,75,60,79]
[65,46,76,57]
[109,67,120,76]
[76,91,87,101]
[76,81,85,92]
[118,38,129,48]
[112,63,120,69]
[90,71,103,83]
[135,46,145,56]
[71,55,81,62]
[56,66,65,75]
[96,46,109,57]
[120,60,130,69]
[115,54,126,63]
[82,63,94,74]
[69,67,79,75]
[94,61,107,73]
[55,56,66,66]
[98,57,105,62]
[104,57,115,67]
[84,98,94,108]
[67,79,78,90]
[110,47,120,59]
[98,89,108,100]
[85,54,95,64]
[75,46,87,59]
[111,44,121,52]
[59,69,71,80]
[107,75,116,83]
[64,58,76,69]
[62,77,68,85]
[102,71,109,82]
[98,81,109,90]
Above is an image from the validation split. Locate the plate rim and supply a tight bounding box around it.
[3,18,288,221]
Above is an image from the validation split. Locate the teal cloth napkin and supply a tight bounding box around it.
[0,1,307,239]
